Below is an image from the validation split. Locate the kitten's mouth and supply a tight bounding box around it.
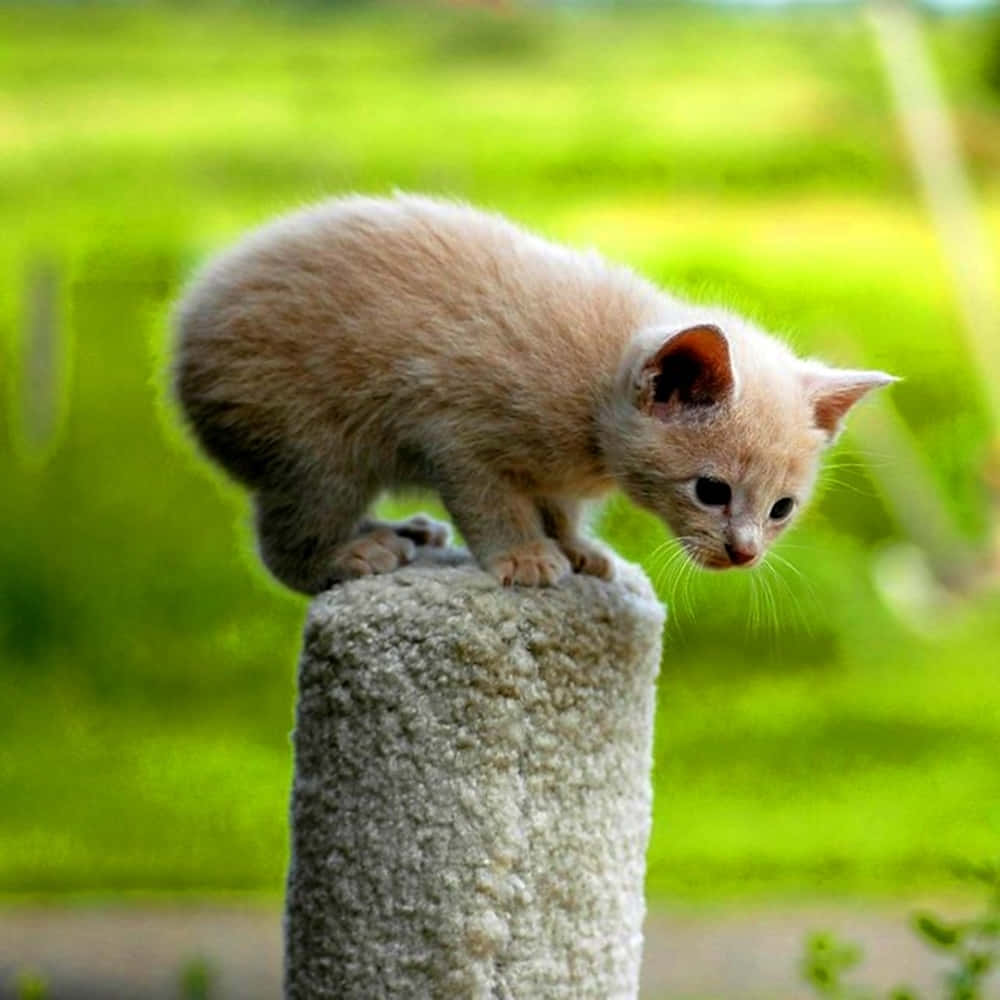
[699,553,740,571]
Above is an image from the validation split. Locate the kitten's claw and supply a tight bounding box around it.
[560,537,615,580]
[333,528,416,578]
[488,540,571,587]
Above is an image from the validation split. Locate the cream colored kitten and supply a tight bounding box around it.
[173,194,893,593]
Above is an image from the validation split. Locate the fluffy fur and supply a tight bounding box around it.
[173,194,894,593]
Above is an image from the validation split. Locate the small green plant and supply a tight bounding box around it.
[802,931,870,999]
[13,970,48,1000]
[179,955,215,1000]
[802,862,1000,1000]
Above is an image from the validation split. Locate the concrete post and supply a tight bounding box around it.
[284,552,664,999]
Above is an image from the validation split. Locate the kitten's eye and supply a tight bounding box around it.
[695,477,731,507]
[769,497,795,520]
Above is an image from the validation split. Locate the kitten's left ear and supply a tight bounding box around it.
[801,365,898,440]
[642,323,735,420]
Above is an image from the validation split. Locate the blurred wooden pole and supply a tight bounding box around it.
[19,258,62,462]
[864,0,1000,590]
[868,0,1000,424]
[848,402,979,589]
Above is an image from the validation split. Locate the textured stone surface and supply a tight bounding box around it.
[284,552,664,1000]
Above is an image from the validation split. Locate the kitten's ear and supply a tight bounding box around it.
[642,324,734,420]
[801,365,897,440]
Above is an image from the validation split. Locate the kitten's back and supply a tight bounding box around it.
[174,194,659,489]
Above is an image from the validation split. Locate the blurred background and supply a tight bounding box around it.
[2,0,999,996]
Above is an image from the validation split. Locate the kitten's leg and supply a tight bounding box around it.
[438,477,570,586]
[537,497,615,581]
[254,481,417,594]
[356,513,451,549]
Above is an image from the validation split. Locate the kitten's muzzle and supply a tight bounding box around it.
[679,537,758,570]
[724,543,757,567]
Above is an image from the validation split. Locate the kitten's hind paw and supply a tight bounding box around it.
[332,528,416,579]
[488,540,571,587]
[360,513,451,549]
[390,513,451,548]
[560,537,615,581]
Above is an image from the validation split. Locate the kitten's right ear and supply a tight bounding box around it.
[640,324,735,420]
[800,364,898,441]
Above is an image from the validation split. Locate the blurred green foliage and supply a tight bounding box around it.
[1,2,998,900]
[802,861,1000,999]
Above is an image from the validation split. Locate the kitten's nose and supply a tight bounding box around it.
[725,543,756,566]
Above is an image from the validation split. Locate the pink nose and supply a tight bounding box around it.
[725,544,756,566]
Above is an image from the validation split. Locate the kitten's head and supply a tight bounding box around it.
[604,317,895,570]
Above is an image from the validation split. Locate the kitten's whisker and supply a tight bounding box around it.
[673,535,697,618]
[662,546,698,631]
[649,539,685,578]
[762,569,780,636]
[764,554,816,636]
[760,573,774,635]
[650,542,692,611]
[656,537,698,621]
[647,553,673,586]
[833,447,897,464]
[646,540,681,588]
[768,549,806,583]
[682,552,700,620]
[753,569,767,634]
[769,550,818,602]
[824,455,893,468]
[646,539,674,562]
[817,475,877,497]
[783,568,811,635]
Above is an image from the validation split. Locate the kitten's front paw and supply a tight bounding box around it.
[559,537,615,580]
[333,528,416,578]
[488,540,571,587]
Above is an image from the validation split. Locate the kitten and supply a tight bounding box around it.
[173,194,894,593]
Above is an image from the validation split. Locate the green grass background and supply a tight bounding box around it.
[1,1,999,902]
